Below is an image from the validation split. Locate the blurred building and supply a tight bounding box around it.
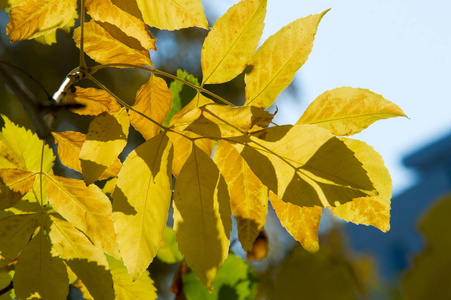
[345,131,451,279]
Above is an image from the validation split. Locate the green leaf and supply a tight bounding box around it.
[156,226,184,264]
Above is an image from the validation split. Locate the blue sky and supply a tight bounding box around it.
[207,0,451,195]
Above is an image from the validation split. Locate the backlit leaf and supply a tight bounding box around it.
[156,226,184,264]
[173,144,232,291]
[296,87,407,136]
[33,9,77,45]
[245,10,328,108]
[201,0,266,84]
[73,20,153,67]
[130,75,172,140]
[63,87,121,116]
[113,133,173,280]
[269,191,321,252]
[230,125,376,208]
[0,169,36,209]
[6,0,76,42]
[14,229,68,300]
[45,174,119,258]
[0,213,38,268]
[330,138,392,232]
[80,108,129,185]
[213,141,268,251]
[85,0,156,50]
[169,93,213,127]
[136,0,208,30]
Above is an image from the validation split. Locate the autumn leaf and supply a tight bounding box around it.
[245,10,328,108]
[130,75,172,140]
[296,87,407,136]
[136,0,208,30]
[80,108,129,185]
[0,169,36,209]
[63,87,121,116]
[14,229,68,300]
[113,133,173,280]
[201,0,266,84]
[173,144,232,291]
[73,20,153,67]
[213,141,268,251]
[156,226,184,264]
[6,0,76,42]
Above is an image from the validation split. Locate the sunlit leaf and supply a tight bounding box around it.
[270,192,321,252]
[63,87,121,116]
[0,169,36,209]
[173,144,232,291]
[245,10,328,108]
[156,226,184,264]
[85,0,156,50]
[73,20,153,67]
[6,0,76,42]
[33,9,77,45]
[113,133,173,280]
[130,75,172,140]
[136,0,208,30]
[201,0,266,84]
[80,108,129,185]
[213,141,268,251]
[14,229,68,300]
[0,213,38,268]
[330,138,392,232]
[45,174,119,258]
[296,87,407,136]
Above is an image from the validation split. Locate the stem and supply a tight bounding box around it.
[39,140,45,207]
[89,64,236,107]
[79,0,87,69]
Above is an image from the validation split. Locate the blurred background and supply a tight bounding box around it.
[1,0,451,299]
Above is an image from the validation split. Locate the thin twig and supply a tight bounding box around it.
[39,140,45,206]
[79,0,87,69]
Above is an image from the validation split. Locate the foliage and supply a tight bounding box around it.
[0,0,406,298]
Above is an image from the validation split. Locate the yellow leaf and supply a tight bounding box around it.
[245,10,328,108]
[330,138,392,232]
[63,87,121,116]
[171,103,274,139]
[213,141,268,251]
[0,169,36,209]
[52,131,122,180]
[173,144,232,291]
[6,0,76,42]
[85,0,156,50]
[296,87,408,136]
[168,93,213,127]
[269,192,321,252]
[231,125,376,208]
[201,0,266,84]
[45,174,119,258]
[33,9,78,45]
[73,20,153,67]
[49,216,115,300]
[14,229,68,300]
[136,0,208,30]
[130,75,172,140]
[107,256,157,300]
[113,133,173,280]
[80,108,129,185]
[0,213,38,268]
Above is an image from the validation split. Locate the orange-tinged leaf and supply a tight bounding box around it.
[0,213,38,268]
[173,144,232,291]
[0,169,36,209]
[270,192,321,252]
[330,138,392,232]
[230,125,376,208]
[6,0,76,42]
[201,0,266,84]
[213,141,268,251]
[168,93,213,127]
[171,103,274,139]
[73,20,153,67]
[45,174,119,258]
[63,87,121,116]
[113,133,173,280]
[80,108,129,185]
[136,0,208,30]
[296,87,408,136]
[14,230,68,300]
[130,75,172,140]
[245,10,328,108]
[85,0,156,50]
